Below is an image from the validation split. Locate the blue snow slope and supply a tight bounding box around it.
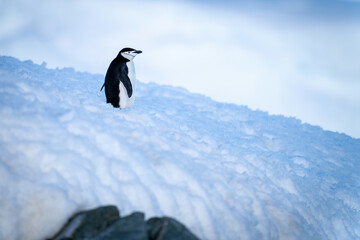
[0,56,359,240]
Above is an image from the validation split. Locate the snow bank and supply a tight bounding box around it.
[0,56,359,240]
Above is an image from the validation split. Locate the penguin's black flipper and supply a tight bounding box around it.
[119,64,133,98]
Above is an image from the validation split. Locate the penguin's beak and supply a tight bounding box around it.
[134,50,142,54]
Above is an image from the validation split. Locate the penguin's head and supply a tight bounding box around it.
[119,47,142,60]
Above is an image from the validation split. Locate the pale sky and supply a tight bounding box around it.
[1,0,360,138]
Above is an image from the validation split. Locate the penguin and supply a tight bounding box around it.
[101,48,142,108]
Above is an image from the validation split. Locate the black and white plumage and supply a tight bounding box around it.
[101,48,142,108]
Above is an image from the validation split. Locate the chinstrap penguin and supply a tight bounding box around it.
[101,48,142,108]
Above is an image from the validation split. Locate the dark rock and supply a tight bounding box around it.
[49,206,199,240]
[73,205,120,239]
[147,217,200,240]
[94,212,148,240]
[51,205,120,240]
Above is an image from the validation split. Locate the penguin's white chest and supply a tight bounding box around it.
[119,61,135,109]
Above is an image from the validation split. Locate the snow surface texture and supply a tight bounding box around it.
[0,56,360,240]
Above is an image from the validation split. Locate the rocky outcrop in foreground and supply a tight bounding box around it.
[49,206,199,240]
